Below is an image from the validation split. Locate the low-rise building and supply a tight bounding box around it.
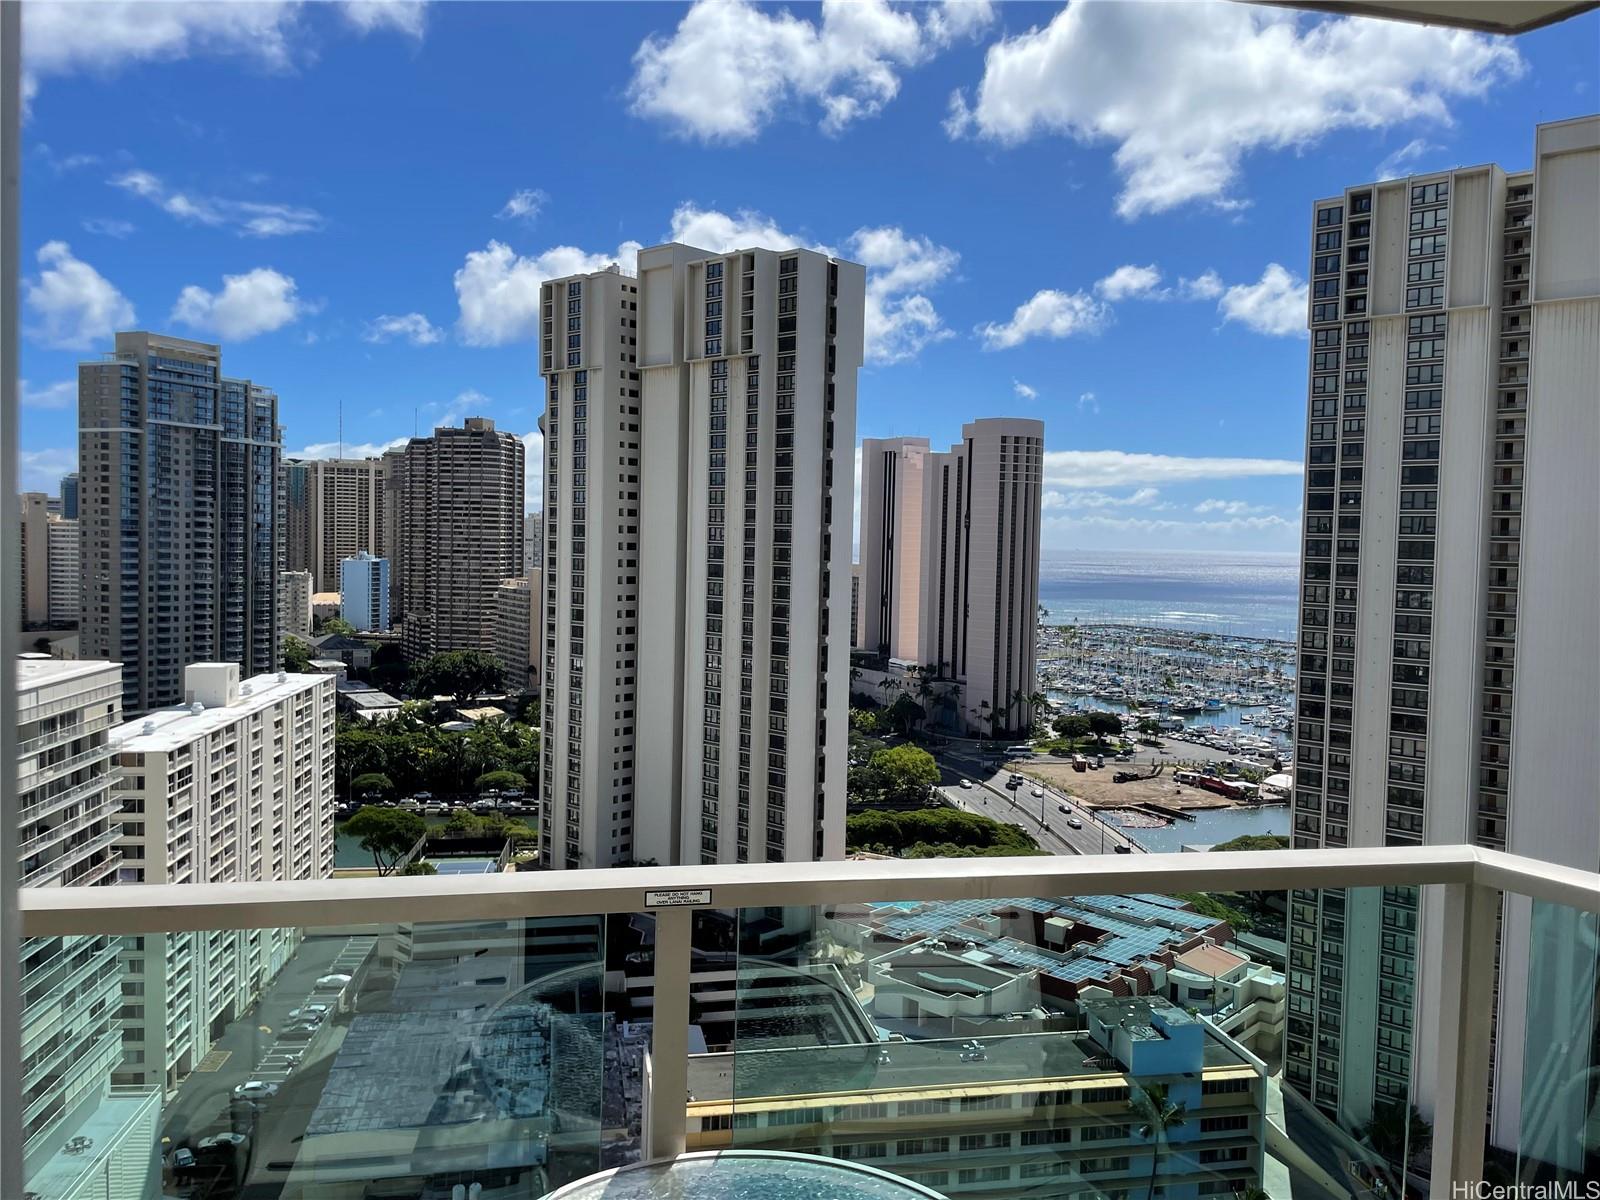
[108,663,336,1092]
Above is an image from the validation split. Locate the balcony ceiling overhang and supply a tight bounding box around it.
[1253,0,1598,34]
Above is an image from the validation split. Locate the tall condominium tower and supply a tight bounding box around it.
[1287,117,1599,1159]
[109,663,336,1090]
[19,490,50,625]
[398,418,524,660]
[537,244,864,869]
[78,332,282,715]
[857,436,930,663]
[47,515,79,626]
[280,568,313,640]
[16,658,162,1198]
[284,456,390,592]
[854,420,1045,738]
[60,471,79,519]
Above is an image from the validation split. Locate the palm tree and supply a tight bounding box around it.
[1127,1081,1187,1200]
[877,675,901,703]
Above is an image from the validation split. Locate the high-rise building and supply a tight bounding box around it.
[47,515,79,626]
[852,420,1045,738]
[494,573,541,694]
[340,550,390,633]
[537,244,863,869]
[78,332,282,715]
[396,418,524,661]
[108,662,337,1091]
[380,445,409,623]
[16,658,162,1199]
[60,471,79,519]
[857,436,930,664]
[19,490,50,626]
[280,568,313,641]
[524,510,543,574]
[1287,117,1600,1157]
[285,456,390,592]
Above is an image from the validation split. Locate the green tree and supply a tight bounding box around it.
[1128,1082,1188,1200]
[1053,713,1092,742]
[282,635,314,673]
[1211,834,1290,852]
[846,807,1041,857]
[401,860,438,875]
[868,744,940,806]
[1086,711,1123,743]
[343,806,426,875]
[1136,717,1162,735]
[350,772,396,799]
[316,615,357,636]
[884,693,926,737]
[474,769,528,792]
[1361,1100,1431,1166]
[408,650,505,704]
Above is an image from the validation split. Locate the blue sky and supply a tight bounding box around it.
[17,0,1597,552]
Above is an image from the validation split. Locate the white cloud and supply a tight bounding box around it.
[23,1,426,104]
[339,1,427,38]
[1013,380,1037,401]
[112,169,323,237]
[1043,450,1302,490]
[82,217,135,238]
[498,188,549,224]
[977,289,1109,350]
[1218,264,1307,337]
[1041,510,1298,550]
[1095,263,1162,302]
[171,267,306,340]
[364,312,443,346]
[629,0,992,142]
[22,379,77,410]
[849,226,958,364]
[289,435,409,460]
[453,238,643,347]
[20,447,78,493]
[1375,137,1441,181]
[949,0,1521,218]
[522,430,544,510]
[24,241,135,350]
[1044,486,1161,511]
[669,203,810,253]
[1195,498,1267,516]
[1179,270,1223,301]
[1077,391,1100,415]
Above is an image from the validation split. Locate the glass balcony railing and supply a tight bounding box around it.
[13,846,1600,1200]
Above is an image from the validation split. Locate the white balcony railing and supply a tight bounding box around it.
[17,843,1600,1195]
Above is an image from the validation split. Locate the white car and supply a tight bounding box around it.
[1031,787,1045,798]
[958,779,973,789]
[1068,817,1084,830]
[233,1080,279,1101]
[314,973,352,990]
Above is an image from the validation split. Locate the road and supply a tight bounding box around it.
[933,749,1142,856]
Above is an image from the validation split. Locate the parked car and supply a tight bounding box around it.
[198,1133,249,1158]
[170,1147,196,1172]
[279,1022,319,1041]
[314,973,352,991]
[232,1081,279,1102]
[286,1005,328,1024]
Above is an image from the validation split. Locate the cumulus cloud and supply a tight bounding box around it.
[1179,270,1223,301]
[171,267,306,340]
[22,379,77,410]
[1218,264,1307,337]
[20,447,78,493]
[453,238,643,347]
[25,241,135,350]
[1041,511,1298,550]
[1013,380,1037,401]
[289,436,409,460]
[947,0,1520,217]
[82,217,135,238]
[629,0,992,141]
[112,169,323,237]
[849,226,958,364]
[1043,450,1302,490]
[1195,498,1267,515]
[498,188,549,224]
[1094,263,1162,302]
[1077,392,1100,415]
[977,289,1109,350]
[1375,137,1442,181]
[364,312,443,346]
[23,1,425,106]
[1043,486,1161,511]
[523,430,544,509]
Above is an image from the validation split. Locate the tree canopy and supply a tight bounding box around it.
[846,807,1041,858]
[282,635,314,673]
[350,772,395,798]
[850,744,940,807]
[408,650,504,703]
[335,712,538,798]
[1211,834,1290,852]
[343,805,426,875]
[474,769,528,792]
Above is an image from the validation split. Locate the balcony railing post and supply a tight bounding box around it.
[1429,880,1498,1188]
[646,905,692,1161]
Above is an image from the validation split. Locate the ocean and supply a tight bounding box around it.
[1039,549,1299,642]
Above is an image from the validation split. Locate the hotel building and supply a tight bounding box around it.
[854,420,1045,738]
[1287,117,1600,1154]
[78,332,282,715]
[537,243,864,869]
[285,456,390,593]
[108,663,337,1090]
[340,550,391,633]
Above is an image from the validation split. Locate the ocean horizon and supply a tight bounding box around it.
[1039,547,1299,642]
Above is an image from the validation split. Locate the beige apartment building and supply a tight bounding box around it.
[538,244,864,869]
[19,490,51,626]
[280,569,313,641]
[78,332,282,715]
[494,572,542,694]
[1287,117,1600,1160]
[284,456,390,593]
[396,417,524,661]
[855,419,1045,739]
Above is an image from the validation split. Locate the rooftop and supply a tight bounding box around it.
[110,669,329,753]
[15,657,120,694]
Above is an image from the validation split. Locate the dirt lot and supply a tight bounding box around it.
[1008,757,1243,814]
